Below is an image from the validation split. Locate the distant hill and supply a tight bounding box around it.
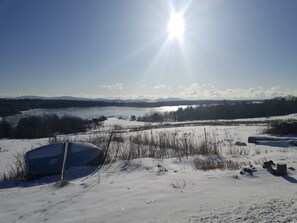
[13,96,102,101]
[10,95,185,102]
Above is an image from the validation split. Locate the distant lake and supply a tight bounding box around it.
[9,105,190,121]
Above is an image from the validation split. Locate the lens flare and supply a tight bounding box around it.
[167,12,185,41]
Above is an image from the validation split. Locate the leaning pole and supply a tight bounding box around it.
[61,142,69,181]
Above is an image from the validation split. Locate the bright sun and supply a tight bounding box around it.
[167,12,185,41]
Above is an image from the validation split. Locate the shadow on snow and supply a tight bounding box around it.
[0,166,97,189]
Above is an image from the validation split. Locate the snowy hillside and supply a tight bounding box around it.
[1,117,297,223]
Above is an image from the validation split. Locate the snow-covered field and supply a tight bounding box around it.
[1,116,297,223]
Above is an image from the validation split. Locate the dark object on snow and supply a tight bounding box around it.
[25,142,104,179]
[288,167,295,171]
[248,136,297,147]
[241,166,257,175]
[263,160,275,169]
[235,141,247,146]
[157,166,167,175]
[263,160,288,176]
[243,168,253,174]
[250,165,256,170]
[242,167,257,175]
[267,167,277,175]
[276,163,287,176]
[248,136,293,144]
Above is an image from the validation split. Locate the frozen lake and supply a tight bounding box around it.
[6,105,189,122]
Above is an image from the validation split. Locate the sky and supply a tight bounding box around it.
[0,0,297,100]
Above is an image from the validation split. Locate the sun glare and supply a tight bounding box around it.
[167,12,185,41]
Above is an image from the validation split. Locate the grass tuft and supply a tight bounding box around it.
[192,158,243,171]
[170,177,186,189]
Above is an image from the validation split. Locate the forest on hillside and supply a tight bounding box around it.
[138,97,297,122]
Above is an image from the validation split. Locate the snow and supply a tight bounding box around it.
[103,117,149,129]
[1,117,297,222]
[27,144,64,159]
[70,143,99,153]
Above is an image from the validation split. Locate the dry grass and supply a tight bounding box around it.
[170,177,186,189]
[254,158,266,165]
[227,147,250,156]
[86,129,256,173]
[128,130,221,160]
[1,152,27,181]
[192,157,244,171]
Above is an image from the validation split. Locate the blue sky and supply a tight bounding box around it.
[0,0,297,99]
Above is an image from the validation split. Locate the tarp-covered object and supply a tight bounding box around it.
[25,142,104,178]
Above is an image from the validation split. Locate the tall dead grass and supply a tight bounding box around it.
[1,152,27,181]
[192,158,247,171]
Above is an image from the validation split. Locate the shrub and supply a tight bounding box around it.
[98,116,107,122]
[90,116,107,128]
[266,122,297,136]
[138,112,165,122]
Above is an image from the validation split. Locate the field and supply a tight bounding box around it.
[1,115,297,223]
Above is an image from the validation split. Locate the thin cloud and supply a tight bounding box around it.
[154,84,167,89]
[99,83,123,90]
[179,84,297,100]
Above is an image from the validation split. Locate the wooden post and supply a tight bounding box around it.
[103,131,113,164]
[61,142,69,181]
[204,128,208,154]
[276,162,287,176]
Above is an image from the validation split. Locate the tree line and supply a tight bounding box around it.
[0,115,89,139]
[0,98,260,117]
[138,97,297,122]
